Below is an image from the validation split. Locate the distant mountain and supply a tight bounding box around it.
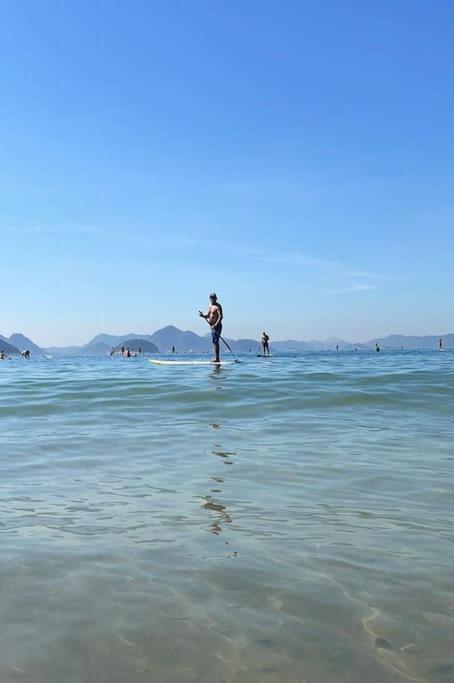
[78,342,112,356]
[8,333,45,356]
[229,338,262,352]
[75,333,158,356]
[69,336,160,356]
[0,338,21,355]
[44,345,81,356]
[150,325,210,352]
[114,339,159,354]
[85,333,155,348]
[85,333,126,347]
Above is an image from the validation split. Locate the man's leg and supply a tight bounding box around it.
[214,341,220,363]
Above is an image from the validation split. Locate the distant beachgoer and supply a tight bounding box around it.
[261,332,270,356]
[199,292,223,363]
[336,344,339,352]
[126,348,131,358]
[138,346,142,355]
[439,338,443,351]
[376,342,380,352]
[110,347,114,356]
[121,346,125,355]
[21,350,30,359]
[172,346,175,354]
[0,350,6,359]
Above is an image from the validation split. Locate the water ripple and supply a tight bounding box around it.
[0,351,453,682]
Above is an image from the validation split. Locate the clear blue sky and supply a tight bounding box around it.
[1,0,453,346]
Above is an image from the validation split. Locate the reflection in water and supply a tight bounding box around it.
[202,492,232,536]
[201,430,237,549]
[212,448,236,465]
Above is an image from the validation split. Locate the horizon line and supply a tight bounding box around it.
[2,326,452,350]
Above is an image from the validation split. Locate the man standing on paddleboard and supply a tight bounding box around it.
[199,293,223,363]
[261,332,270,356]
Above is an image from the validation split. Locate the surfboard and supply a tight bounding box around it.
[256,354,272,357]
[149,359,233,366]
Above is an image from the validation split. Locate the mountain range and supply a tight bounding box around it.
[1,327,453,356]
[0,337,21,356]
[0,333,47,356]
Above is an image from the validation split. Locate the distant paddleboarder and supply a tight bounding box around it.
[439,338,443,351]
[261,332,270,356]
[199,292,223,363]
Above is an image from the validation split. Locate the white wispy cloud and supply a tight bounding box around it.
[332,284,377,294]
[162,236,380,281]
[0,221,104,235]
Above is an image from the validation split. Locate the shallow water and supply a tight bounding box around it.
[1,351,453,683]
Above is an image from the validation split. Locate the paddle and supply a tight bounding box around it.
[198,312,240,363]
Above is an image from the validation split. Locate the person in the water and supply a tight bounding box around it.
[439,338,443,351]
[199,292,223,363]
[376,342,380,352]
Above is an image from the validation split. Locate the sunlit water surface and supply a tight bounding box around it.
[1,351,453,682]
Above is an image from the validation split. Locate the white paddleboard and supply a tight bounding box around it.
[149,359,233,366]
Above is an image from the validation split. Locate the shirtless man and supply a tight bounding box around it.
[199,293,223,363]
[261,332,270,356]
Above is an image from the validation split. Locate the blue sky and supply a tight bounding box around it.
[1,0,453,345]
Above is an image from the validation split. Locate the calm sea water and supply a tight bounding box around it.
[1,351,453,683]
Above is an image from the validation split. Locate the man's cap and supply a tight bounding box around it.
[209,292,217,299]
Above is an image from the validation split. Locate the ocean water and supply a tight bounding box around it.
[1,351,453,683]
